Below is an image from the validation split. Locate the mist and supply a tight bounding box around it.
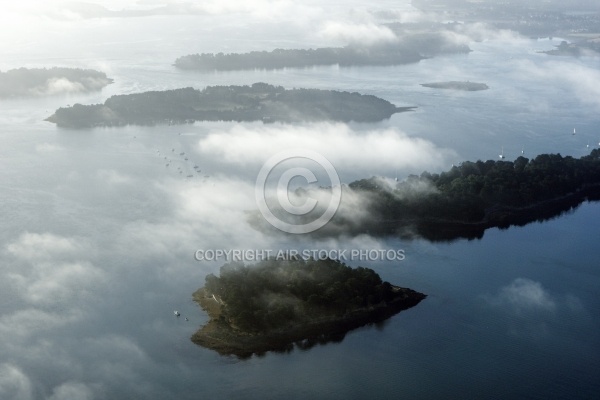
[1,0,599,398]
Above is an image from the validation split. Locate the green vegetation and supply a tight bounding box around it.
[174,32,472,72]
[344,150,600,240]
[175,44,425,71]
[192,258,425,357]
[0,67,112,98]
[46,83,409,128]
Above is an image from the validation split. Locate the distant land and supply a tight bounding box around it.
[539,40,600,57]
[192,258,426,358]
[341,150,600,241]
[412,0,600,38]
[0,67,112,98]
[174,35,470,72]
[253,150,600,241]
[175,44,424,71]
[45,83,413,128]
[421,81,489,91]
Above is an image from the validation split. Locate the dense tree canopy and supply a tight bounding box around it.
[343,150,600,239]
[46,83,404,127]
[203,258,398,333]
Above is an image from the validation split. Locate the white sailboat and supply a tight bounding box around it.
[572,128,576,136]
[499,146,505,159]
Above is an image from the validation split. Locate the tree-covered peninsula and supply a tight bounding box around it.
[192,258,425,358]
[339,150,600,241]
[0,67,112,98]
[174,44,425,71]
[45,83,410,128]
[174,33,471,72]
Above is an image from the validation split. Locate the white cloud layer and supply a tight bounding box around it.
[197,123,456,176]
[318,21,397,46]
[0,364,33,400]
[487,278,556,314]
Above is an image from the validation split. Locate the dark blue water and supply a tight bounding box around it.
[1,7,599,399]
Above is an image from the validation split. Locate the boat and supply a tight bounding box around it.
[499,146,505,159]
[174,311,180,316]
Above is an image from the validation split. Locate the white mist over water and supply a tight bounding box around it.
[1,1,599,399]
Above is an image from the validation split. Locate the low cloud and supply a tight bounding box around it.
[513,59,600,112]
[6,232,84,262]
[47,382,94,400]
[0,364,33,400]
[486,278,556,315]
[29,78,86,96]
[318,21,397,46]
[197,123,456,178]
[5,233,104,308]
[483,278,590,338]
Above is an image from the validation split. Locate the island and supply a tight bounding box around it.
[420,81,489,91]
[191,258,426,358]
[0,67,112,98]
[45,83,413,128]
[174,34,471,72]
[253,150,600,241]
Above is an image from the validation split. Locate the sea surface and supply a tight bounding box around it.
[1,5,599,399]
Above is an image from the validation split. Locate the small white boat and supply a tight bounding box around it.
[174,311,180,317]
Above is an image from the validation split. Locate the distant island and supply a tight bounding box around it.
[174,36,470,72]
[420,81,489,91]
[253,150,600,241]
[192,258,426,358]
[0,67,112,98]
[45,83,412,128]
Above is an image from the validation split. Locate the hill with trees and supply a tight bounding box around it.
[340,150,600,241]
[46,83,411,128]
[174,34,471,72]
[192,258,425,357]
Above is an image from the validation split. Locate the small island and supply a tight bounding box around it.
[420,81,489,91]
[45,83,412,128]
[191,258,426,358]
[0,67,112,98]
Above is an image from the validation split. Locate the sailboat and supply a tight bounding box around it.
[499,146,505,159]
[572,128,576,136]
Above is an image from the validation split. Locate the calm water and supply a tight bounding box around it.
[1,6,599,399]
